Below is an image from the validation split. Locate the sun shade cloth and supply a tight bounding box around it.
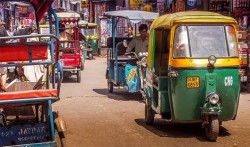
[56,12,81,18]
[104,10,159,23]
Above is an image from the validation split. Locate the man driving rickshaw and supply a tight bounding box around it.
[125,24,149,55]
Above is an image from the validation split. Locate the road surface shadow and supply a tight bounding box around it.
[240,91,250,95]
[61,76,78,83]
[93,88,144,102]
[135,118,231,141]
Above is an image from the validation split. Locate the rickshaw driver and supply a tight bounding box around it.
[125,24,149,55]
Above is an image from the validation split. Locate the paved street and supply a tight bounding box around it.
[54,57,250,147]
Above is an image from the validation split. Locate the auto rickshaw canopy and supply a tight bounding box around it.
[147,11,239,68]
[150,11,237,29]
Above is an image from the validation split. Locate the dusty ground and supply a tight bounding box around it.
[54,57,250,147]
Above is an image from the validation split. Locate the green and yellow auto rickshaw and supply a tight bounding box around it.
[79,21,99,59]
[144,11,240,141]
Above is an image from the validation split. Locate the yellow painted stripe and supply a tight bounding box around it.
[168,58,240,67]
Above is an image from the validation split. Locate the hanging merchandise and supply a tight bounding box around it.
[185,0,203,10]
[143,4,153,12]
[130,0,140,8]
[81,0,88,8]
[208,0,231,16]
[233,0,250,30]
[175,0,185,12]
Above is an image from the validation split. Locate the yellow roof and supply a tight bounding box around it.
[147,11,238,68]
[150,11,237,29]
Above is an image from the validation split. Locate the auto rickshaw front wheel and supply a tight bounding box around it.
[205,115,219,142]
[145,103,155,125]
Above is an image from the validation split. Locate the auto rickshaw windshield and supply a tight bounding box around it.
[173,25,238,58]
[80,28,97,37]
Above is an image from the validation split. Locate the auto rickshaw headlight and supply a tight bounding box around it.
[208,55,217,65]
[208,93,220,105]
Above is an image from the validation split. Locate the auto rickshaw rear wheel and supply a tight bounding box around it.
[77,71,81,83]
[108,80,113,93]
[205,115,219,142]
[145,103,155,125]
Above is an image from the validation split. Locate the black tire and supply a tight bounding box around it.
[205,115,219,142]
[108,80,113,93]
[55,130,66,147]
[145,103,155,125]
[88,53,93,60]
[77,71,81,83]
[80,59,84,70]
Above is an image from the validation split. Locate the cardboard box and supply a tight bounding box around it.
[238,31,247,40]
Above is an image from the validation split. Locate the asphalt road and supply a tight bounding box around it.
[54,57,250,147]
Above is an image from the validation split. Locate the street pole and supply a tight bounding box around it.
[1,2,5,22]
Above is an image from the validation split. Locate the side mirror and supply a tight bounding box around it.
[123,40,128,47]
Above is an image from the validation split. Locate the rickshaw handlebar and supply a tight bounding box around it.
[124,52,139,60]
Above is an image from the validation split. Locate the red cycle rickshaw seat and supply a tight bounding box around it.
[0,89,57,100]
[0,43,48,62]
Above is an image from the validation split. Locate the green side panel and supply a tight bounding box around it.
[159,77,168,91]
[170,68,240,121]
[152,87,158,108]
[159,77,170,113]
[91,39,99,54]
[160,91,171,113]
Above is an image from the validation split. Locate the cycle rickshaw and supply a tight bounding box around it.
[0,0,65,146]
[56,12,83,82]
[104,10,159,93]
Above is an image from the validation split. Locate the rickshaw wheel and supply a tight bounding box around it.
[205,115,219,142]
[145,104,155,125]
[55,130,66,147]
[80,60,84,70]
[77,71,81,83]
[88,53,93,60]
[108,80,113,93]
